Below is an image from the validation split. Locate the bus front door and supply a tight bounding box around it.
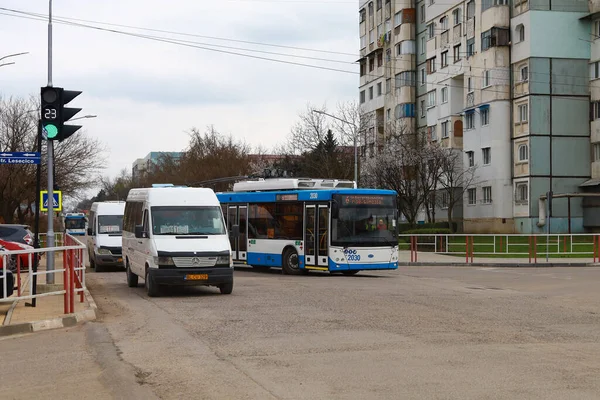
[227,206,247,262]
[303,204,329,269]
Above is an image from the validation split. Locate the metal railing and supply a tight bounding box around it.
[399,233,600,264]
[1,233,86,314]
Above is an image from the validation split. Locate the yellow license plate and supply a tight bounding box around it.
[186,274,208,280]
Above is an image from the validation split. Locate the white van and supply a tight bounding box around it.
[87,201,126,272]
[122,186,235,297]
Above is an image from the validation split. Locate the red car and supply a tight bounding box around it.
[0,239,36,270]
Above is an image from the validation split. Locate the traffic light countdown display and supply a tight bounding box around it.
[40,86,83,141]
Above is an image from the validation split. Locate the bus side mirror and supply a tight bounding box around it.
[135,224,145,238]
[332,201,339,219]
[230,224,240,238]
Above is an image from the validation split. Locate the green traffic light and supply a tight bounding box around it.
[45,124,58,139]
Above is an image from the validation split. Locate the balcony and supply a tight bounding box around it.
[466,92,474,108]
[467,17,475,39]
[440,30,449,49]
[426,36,437,55]
[453,24,462,43]
[514,79,529,97]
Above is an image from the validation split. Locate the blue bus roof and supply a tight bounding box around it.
[217,188,397,203]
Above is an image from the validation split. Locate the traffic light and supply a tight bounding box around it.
[40,86,83,141]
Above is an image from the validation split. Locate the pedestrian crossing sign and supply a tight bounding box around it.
[40,190,62,212]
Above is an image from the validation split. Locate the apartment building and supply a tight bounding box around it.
[358,0,416,157]
[360,0,597,233]
[132,151,183,181]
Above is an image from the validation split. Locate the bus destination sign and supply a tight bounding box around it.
[276,194,298,201]
[341,195,394,206]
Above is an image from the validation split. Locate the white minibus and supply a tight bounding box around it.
[122,185,235,297]
[87,201,126,272]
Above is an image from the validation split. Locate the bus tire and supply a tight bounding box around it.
[342,270,360,276]
[126,260,138,287]
[282,248,303,275]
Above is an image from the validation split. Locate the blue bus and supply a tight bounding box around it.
[217,178,399,275]
[63,212,87,236]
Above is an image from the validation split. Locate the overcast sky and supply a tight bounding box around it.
[1,0,358,199]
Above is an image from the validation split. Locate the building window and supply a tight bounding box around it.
[386,78,391,93]
[441,121,449,138]
[441,192,449,209]
[377,82,382,96]
[518,143,528,162]
[520,65,529,82]
[420,68,426,85]
[369,30,375,44]
[468,188,477,205]
[483,0,508,12]
[595,20,600,39]
[594,143,600,161]
[420,4,425,22]
[427,57,437,73]
[359,9,366,23]
[467,38,475,57]
[518,104,528,122]
[377,52,383,67]
[481,108,489,125]
[387,108,391,121]
[360,35,367,49]
[516,24,525,42]
[385,19,391,34]
[591,61,600,79]
[368,1,373,15]
[397,40,416,55]
[482,147,491,165]
[421,36,426,53]
[441,87,448,103]
[369,86,373,100]
[441,51,448,68]
[467,77,473,93]
[465,112,475,129]
[481,28,510,51]
[427,90,436,108]
[516,183,528,203]
[453,44,461,62]
[369,56,375,71]
[482,186,492,204]
[427,23,435,39]
[466,151,474,167]
[428,125,437,141]
[360,90,365,103]
[467,0,475,19]
[385,48,391,62]
[396,70,416,87]
[395,103,415,118]
[420,100,426,117]
[453,8,461,25]
[440,16,448,30]
[394,12,402,27]
[483,70,491,87]
[591,101,600,120]
[376,0,381,10]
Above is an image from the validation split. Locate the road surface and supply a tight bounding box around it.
[2,265,600,399]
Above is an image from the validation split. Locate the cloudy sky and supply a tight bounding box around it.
[1,0,358,194]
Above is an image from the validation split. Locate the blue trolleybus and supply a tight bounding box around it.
[217,178,399,275]
[63,212,87,236]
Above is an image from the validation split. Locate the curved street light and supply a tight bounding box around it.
[69,114,97,122]
[0,52,29,68]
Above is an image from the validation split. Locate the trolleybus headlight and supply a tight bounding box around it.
[98,248,111,255]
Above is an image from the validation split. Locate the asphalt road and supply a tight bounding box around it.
[3,265,600,399]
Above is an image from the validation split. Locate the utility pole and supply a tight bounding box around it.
[46,0,55,283]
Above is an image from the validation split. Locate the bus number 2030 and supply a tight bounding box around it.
[343,249,361,261]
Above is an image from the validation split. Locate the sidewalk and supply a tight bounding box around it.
[0,252,97,337]
[398,251,599,267]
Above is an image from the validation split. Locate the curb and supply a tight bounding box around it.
[398,262,594,267]
[0,289,98,337]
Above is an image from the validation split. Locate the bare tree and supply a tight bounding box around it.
[435,147,478,233]
[0,95,106,223]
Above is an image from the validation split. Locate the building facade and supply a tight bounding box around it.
[359,0,595,233]
[132,152,183,181]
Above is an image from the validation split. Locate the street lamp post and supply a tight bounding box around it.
[311,110,359,186]
[0,52,29,68]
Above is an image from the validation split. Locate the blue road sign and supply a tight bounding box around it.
[41,191,62,212]
[0,151,41,165]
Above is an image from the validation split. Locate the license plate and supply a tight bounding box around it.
[186,274,208,280]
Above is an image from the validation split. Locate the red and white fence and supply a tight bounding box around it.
[1,233,86,314]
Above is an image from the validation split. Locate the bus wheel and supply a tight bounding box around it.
[342,270,360,276]
[282,248,303,275]
[126,261,138,287]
